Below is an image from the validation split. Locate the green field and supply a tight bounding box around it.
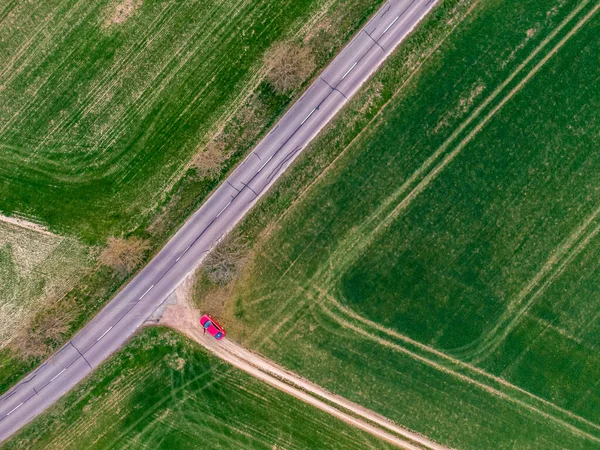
[0,0,382,393]
[3,328,394,449]
[0,0,380,243]
[193,0,600,448]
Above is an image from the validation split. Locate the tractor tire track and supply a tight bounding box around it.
[464,205,600,363]
[317,297,600,444]
[319,0,597,284]
[318,289,600,437]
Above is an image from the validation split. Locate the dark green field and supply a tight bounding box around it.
[0,0,379,243]
[193,0,600,447]
[3,328,393,449]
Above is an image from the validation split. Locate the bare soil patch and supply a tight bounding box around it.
[0,213,54,236]
[105,0,142,27]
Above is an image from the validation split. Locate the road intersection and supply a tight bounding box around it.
[0,0,438,442]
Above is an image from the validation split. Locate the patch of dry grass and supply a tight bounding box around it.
[0,222,93,350]
[104,0,142,27]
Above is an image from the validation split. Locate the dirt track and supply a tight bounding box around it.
[158,284,447,450]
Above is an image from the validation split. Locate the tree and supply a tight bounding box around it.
[191,139,227,180]
[99,236,150,276]
[202,234,246,285]
[11,303,75,360]
[264,42,315,93]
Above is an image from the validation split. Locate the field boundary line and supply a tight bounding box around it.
[317,299,600,443]
[350,0,595,260]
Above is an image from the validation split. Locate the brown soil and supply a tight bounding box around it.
[105,0,142,27]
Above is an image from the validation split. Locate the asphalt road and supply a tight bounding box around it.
[0,0,437,443]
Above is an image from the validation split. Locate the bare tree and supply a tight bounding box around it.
[202,234,246,285]
[99,236,150,276]
[264,42,315,93]
[11,305,75,360]
[191,139,227,180]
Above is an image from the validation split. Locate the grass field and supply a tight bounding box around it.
[3,328,395,450]
[0,0,380,243]
[192,0,600,448]
[0,0,382,393]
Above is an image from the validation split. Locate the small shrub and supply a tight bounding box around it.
[99,236,150,276]
[191,140,227,180]
[10,302,76,360]
[202,234,246,285]
[264,42,315,93]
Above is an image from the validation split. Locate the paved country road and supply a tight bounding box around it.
[0,0,438,443]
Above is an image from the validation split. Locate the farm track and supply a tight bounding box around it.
[162,298,447,450]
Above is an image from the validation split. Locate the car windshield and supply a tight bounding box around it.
[203,320,212,329]
[215,332,223,338]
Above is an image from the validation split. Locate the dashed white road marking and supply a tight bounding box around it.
[341,62,357,80]
[139,285,155,300]
[50,369,66,382]
[97,326,113,342]
[216,201,232,218]
[176,245,192,262]
[257,154,274,173]
[301,108,317,125]
[6,403,23,416]
[382,15,399,35]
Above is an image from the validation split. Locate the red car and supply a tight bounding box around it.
[200,314,226,340]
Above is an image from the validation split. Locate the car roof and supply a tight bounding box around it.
[203,315,223,330]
